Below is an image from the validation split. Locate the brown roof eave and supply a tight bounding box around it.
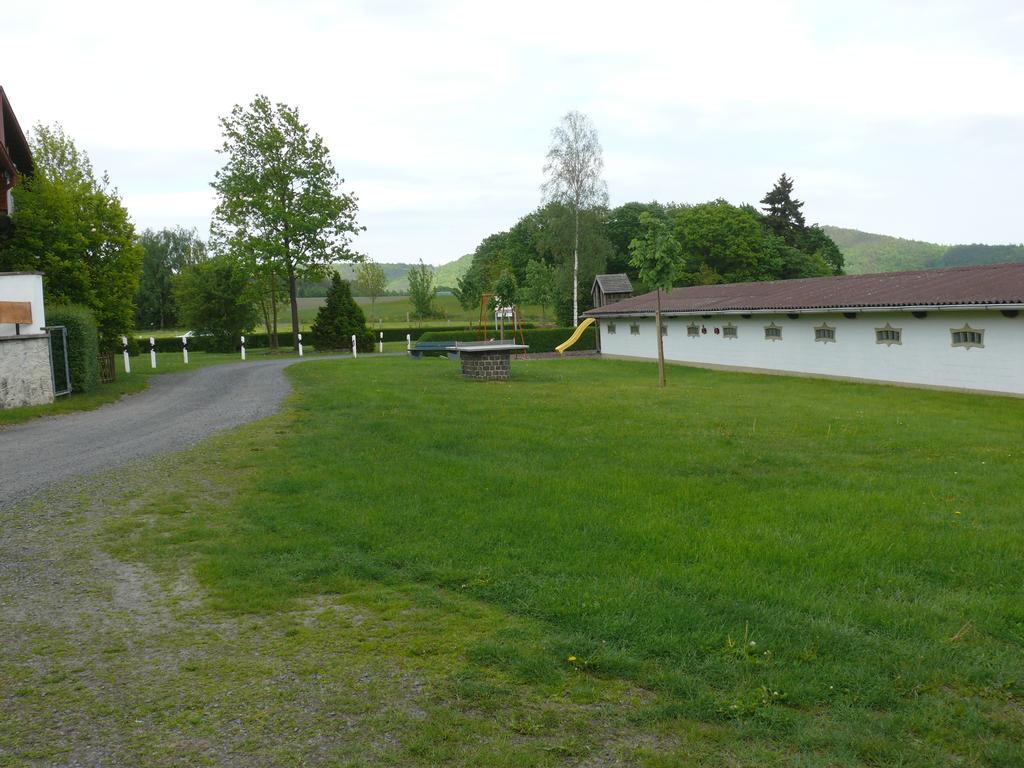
[584,302,1024,318]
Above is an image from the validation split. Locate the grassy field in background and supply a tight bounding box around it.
[105,357,1024,765]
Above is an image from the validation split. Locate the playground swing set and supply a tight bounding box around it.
[474,292,596,355]
[476,293,528,352]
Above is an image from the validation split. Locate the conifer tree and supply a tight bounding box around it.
[311,273,372,351]
[760,173,806,244]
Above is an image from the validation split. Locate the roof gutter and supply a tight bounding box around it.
[585,303,1024,318]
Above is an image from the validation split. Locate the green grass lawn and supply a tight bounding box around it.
[111,357,1024,765]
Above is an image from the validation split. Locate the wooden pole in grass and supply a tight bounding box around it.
[655,287,665,388]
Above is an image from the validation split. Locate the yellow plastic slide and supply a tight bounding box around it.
[555,317,596,354]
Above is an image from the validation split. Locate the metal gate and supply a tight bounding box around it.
[99,351,115,384]
[44,325,72,397]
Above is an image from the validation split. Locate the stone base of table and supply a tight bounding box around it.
[460,350,512,380]
[448,343,529,381]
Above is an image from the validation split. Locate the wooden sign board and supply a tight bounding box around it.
[0,301,33,324]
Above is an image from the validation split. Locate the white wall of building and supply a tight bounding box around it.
[0,272,47,335]
[596,310,1024,395]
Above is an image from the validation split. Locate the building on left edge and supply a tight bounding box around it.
[0,87,54,409]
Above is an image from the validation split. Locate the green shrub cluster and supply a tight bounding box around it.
[417,326,595,353]
[47,304,101,393]
[311,275,374,352]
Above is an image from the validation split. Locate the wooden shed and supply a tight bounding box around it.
[591,274,633,309]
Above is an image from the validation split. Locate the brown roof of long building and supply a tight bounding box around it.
[583,262,1024,316]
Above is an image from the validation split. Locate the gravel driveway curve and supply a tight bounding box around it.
[0,356,350,509]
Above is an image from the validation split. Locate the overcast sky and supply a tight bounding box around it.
[6,0,1023,265]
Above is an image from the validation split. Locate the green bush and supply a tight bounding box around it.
[417,326,595,354]
[47,304,101,393]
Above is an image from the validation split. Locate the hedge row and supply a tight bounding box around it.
[48,304,101,393]
[417,326,596,354]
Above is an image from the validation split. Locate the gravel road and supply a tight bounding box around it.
[0,356,349,509]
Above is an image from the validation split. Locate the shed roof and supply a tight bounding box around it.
[592,274,633,294]
[583,262,1024,316]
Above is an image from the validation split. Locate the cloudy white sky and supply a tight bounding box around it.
[6,0,1023,264]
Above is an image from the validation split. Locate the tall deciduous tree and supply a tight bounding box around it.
[135,227,207,330]
[523,259,556,323]
[541,111,608,326]
[212,95,362,350]
[629,212,683,388]
[407,260,437,319]
[174,254,258,351]
[760,173,806,244]
[354,259,387,317]
[0,124,143,347]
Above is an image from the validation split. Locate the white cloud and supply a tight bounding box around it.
[5,0,1023,261]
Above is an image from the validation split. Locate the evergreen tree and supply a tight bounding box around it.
[760,173,806,244]
[311,273,372,351]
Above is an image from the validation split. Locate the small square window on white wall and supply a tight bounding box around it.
[764,322,782,341]
[722,323,737,339]
[607,321,616,335]
[951,324,984,348]
[814,323,836,343]
[629,322,640,336]
[875,323,901,345]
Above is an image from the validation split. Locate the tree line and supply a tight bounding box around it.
[454,111,843,329]
[1,105,843,357]
[0,96,366,352]
[454,178,844,327]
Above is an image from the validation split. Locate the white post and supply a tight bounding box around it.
[149,337,156,369]
[122,335,131,374]
[182,336,189,365]
[241,335,246,361]
[351,334,357,358]
[297,332,303,357]
[406,333,411,352]
[379,331,383,354]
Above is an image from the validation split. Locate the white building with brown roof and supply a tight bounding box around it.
[583,263,1024,396]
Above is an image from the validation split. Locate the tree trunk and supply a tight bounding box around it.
[287,260,300,351]
[260,295,272,341]
[656,288,666,388]
[572,209,580,327]
[269,273,280,351]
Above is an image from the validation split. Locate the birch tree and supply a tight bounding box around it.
[541,111,608,326]
[212,95,362,350]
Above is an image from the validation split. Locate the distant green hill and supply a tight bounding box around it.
[329,255,471,294]
[433,253,473,291]
[824,226,1024,274]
